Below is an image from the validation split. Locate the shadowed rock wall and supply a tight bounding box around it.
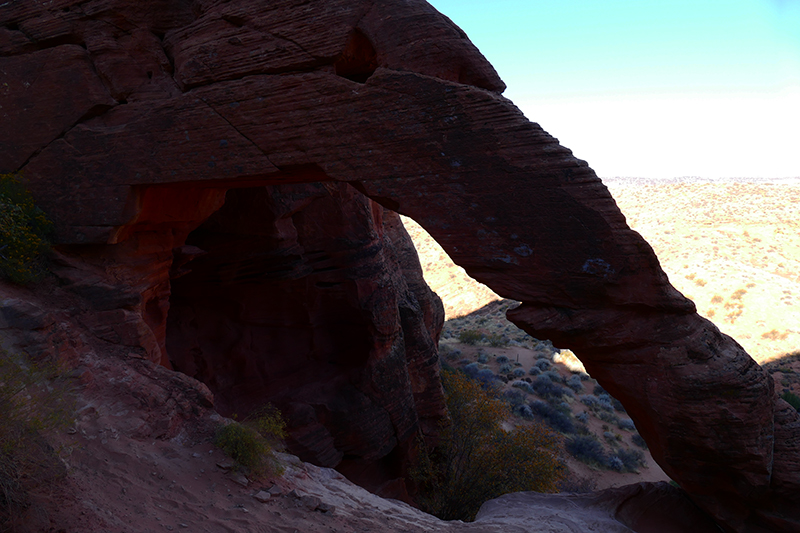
[167,183,445,489]
[2,0,798,529]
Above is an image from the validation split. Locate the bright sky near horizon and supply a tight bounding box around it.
[426,0,800,179]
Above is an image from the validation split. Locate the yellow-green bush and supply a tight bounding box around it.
[457,329,483,345]
[1,350,74,529]
[214,404,287,477]
[413,369,564,521]
[0,174,52,284]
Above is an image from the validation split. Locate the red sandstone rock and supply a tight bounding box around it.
[2,0,799,530]
[165,184,445,485]
[0,45,115,170]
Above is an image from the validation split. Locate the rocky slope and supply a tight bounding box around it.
[0,289,716,532]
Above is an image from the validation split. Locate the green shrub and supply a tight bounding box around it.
[0,174,52,284]
[781,391,800,412]
[565,435,607,466]
[412,370,563,521]
[1,350,74,528]
[214,404,287,477]
[529,400,575,434]
[486,333,509,348]
[457,330,484,345]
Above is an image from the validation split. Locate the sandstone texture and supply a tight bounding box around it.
[2,0,799,530]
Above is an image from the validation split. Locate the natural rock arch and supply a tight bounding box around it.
[2,0,799,529]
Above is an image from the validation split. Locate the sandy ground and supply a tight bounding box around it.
[26,415,448,533]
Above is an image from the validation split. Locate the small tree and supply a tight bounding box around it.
[414,369,564,521]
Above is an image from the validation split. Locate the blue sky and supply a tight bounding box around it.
[427,0,800,178]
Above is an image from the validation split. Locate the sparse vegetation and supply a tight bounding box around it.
[614,447,645,472]
[1,350,74,529]
[0,174,52,284]
[457,329,484,345]
[731,288,747,300]
[566,375,584,393]
[781,391,800,412]
[762,329,789,341]
[565,435,607,466]
[413,369,563,521]
[439,345,461,361]
[631,433,648,449]
[532,376,569,400]
[529,400,575,434]
[486,333,509,348]
[214,404,287,477]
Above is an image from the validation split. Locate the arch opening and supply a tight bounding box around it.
[155,181,446,498]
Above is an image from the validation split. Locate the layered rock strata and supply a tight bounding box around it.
[2,0,798,529]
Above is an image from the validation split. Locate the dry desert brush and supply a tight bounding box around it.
[413,369,564,521]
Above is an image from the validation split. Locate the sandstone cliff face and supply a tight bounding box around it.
[2,0,799,530]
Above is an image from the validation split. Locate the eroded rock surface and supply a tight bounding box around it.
[167,183,445,490]
[2,0,798,530]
